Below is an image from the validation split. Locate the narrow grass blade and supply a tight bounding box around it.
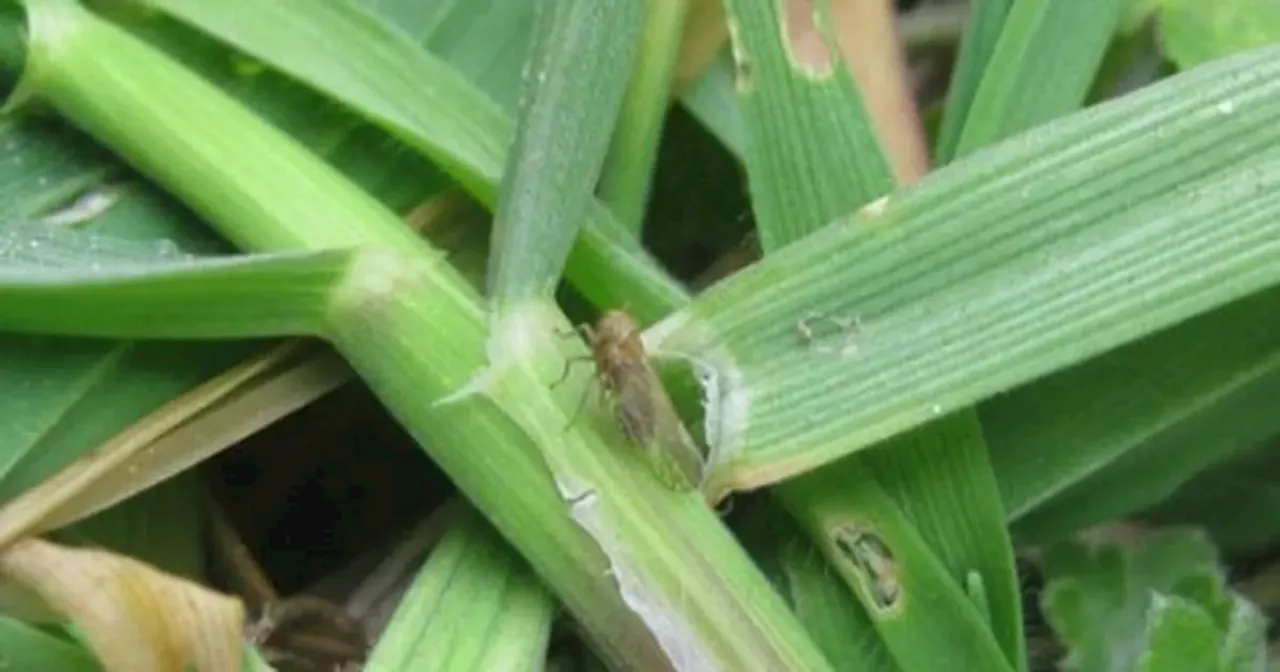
[130,0,507,202]
[365,508,553,672]
[646,46,1280,494]
[778,461,1014,672]
[987,283,1280,521]
[934,0,1013,163]
[0,228,357,339]
[733,498,894,671]
[856,415,1025,670]
[1011,365,1280,545]
[132,0,692,323]
[487,0,645,308]
[721,0,893,251]
[1144,457,1280,556]
[597,0,691,233]
[779,540,898,672]
[952,0,1129,158]
[680,48,744,155]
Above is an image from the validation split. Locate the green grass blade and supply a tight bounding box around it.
[365,508,553,672]
[597,0,691,233]
[736,503,898,672]
[680,48,744,155]
[646,46,1280,494]
[0,226,355,339]
[719,1,1023,667]
[934,0,1013,164]
[1011,365,1280,545]
[987,283,1280,521]
[952,0,1129,158]
[721,0,892,251]
[487,0,645,307]
[778,540,898,672]
[132,0,506,202]
[133,0,691,321]
[856,415,1024,671]
[1144,457,1280,556]
[778,461,1014,672]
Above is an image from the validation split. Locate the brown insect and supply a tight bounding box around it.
[555,310,705,492]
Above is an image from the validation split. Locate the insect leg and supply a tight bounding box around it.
[562,374,597,431]
[551,355,594,390]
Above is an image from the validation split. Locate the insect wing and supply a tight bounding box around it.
[613,364,703,491]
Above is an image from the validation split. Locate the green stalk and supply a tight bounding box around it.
[11,2,832,669]
[596,0,690,232]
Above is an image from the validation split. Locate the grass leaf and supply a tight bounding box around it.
[487,0,646,307]
[934,0,1014,164]
[722,0,893,251]
[134,0,691,323]
[950,0,1129,158]
[988,283,1280,522]
[1010,363,1280,545]
[647,45,1280,494]
[365,507,553,672]
[0,224,357,339]
[597,0,692,232]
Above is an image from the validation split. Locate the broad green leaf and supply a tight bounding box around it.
[1143,453,1280,556]
[646,45,1280,495]
[1158,0,1280,70]
[366,507,552,672]
[1137,595,1220,672]
[1040,529,1266,672]
[951,0,1130,158]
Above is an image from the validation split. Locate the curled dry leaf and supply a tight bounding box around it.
[0,537,246,672]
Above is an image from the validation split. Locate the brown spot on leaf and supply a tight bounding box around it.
[783,0,835,78]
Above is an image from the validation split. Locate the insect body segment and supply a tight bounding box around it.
[571,310,705,493]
